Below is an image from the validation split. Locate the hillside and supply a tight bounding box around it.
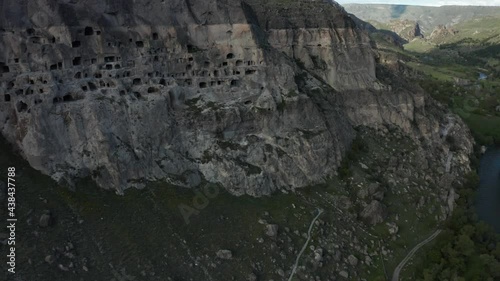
[345,5,500,280]
[346,3,500,145]
[344,4,500,35]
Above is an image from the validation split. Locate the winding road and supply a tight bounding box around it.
[391,229,442,281]
[287,208,324,281]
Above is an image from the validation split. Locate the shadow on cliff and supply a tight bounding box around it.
[391,5,408,19]
[349,14,409,46]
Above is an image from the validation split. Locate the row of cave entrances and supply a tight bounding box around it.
[2,75,244,104]
[73,26,155,48]
[49,54,124,71]
[52,93,82,104]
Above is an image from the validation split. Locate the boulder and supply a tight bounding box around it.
[360,200,387,225]
[247,273,257,281]
[39,212,52,228]
[265,224,279,237]
[314,248,324,262]
[386,222,399,235]
[357,182,380,200]
[216,250,233,260]
[347,254,358,266]
[45,255,55,264]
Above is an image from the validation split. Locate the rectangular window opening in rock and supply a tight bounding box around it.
[63,94,74,102]
[1,65,10,73]
[73,57,82,66]
[84,27,94,36]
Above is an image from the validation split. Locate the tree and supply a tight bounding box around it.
[480,254,500,278]
[456,234,475,257]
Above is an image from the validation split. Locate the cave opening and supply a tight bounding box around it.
[73,57,82,66]
[84,27,94,36]
[63,94,74,102]
[16,101,28,112]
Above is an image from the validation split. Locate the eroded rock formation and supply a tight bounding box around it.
[0,0,473,196]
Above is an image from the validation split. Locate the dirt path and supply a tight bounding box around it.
[287,208,324,281]
[391,229,442,281]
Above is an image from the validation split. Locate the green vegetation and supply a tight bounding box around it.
[407,173,500,281]
[404,39,435,53]
[382,15,500,145]
[418,78,500,145]
[361,10,500,280]
[337,134,368,180]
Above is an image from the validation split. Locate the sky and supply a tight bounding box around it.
[336,0,500,6]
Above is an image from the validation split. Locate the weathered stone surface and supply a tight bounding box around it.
[265,224,279,237]
[314,248,324,262]
[216,249,233,260]
[386,222,399,235]
[357,182,380,200]
[45,255,55,265]
[247,272,257,281]
[0,0,473,197]
[360,200,387,225]
[347,254,358,266]
[39,212,52,228]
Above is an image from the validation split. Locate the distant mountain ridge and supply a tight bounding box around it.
[343,4,500,35]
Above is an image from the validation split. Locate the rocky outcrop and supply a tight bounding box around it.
[429,25,459,42]
[244,0,377,91]
[0,0,473,196]
[380,20,423,41]
[360,200,387,225]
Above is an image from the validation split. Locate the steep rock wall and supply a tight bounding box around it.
[0,0,473,196]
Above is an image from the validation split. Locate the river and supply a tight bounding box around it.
[476,147,500,232]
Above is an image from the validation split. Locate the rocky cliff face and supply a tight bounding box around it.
[384,20,423,41]
[0,0,473,196]
[429,25,459,42]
